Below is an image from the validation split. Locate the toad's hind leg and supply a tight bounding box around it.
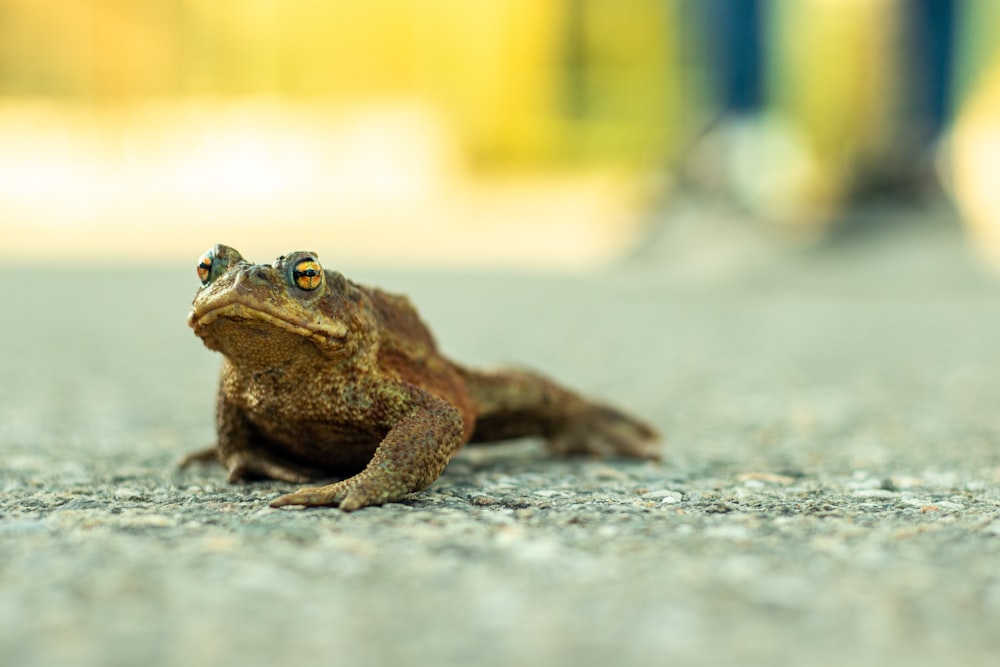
[460,367,661,460]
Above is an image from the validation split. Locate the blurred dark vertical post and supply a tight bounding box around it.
[905,0,959,141]
[870,0,960,198]
[702,0,766,115]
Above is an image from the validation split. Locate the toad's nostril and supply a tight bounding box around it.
[239,266,270,285]
[232,266,270,290]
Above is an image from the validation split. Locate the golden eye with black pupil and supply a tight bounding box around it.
[197,251,214,285]
[292,258,322,291]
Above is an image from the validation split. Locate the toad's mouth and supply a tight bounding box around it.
[188,301,348,346]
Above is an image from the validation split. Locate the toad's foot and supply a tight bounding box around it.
[547,403,662,461]
[270,474,401,512]
[271,396,465,511]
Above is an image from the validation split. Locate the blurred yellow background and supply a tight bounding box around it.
[0,0,696,268]
[2,0,1000,269]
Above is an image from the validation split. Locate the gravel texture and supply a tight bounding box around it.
[2,211,1000,667]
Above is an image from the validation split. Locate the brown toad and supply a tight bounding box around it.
[183,244,660,510]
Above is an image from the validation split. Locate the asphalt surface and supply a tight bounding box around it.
[2,208,1000,667]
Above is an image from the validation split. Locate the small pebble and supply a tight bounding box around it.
[640,489,684,501]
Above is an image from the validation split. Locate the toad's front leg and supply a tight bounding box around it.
[270,396,466,511]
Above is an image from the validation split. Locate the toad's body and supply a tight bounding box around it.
[185,245,659,510]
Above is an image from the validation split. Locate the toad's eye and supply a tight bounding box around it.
[196,251,214,285]
[292,258,323,291]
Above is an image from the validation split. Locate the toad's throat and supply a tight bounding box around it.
[189,301,348,345]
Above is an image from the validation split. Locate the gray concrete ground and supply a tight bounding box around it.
[2,206,1000,667]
